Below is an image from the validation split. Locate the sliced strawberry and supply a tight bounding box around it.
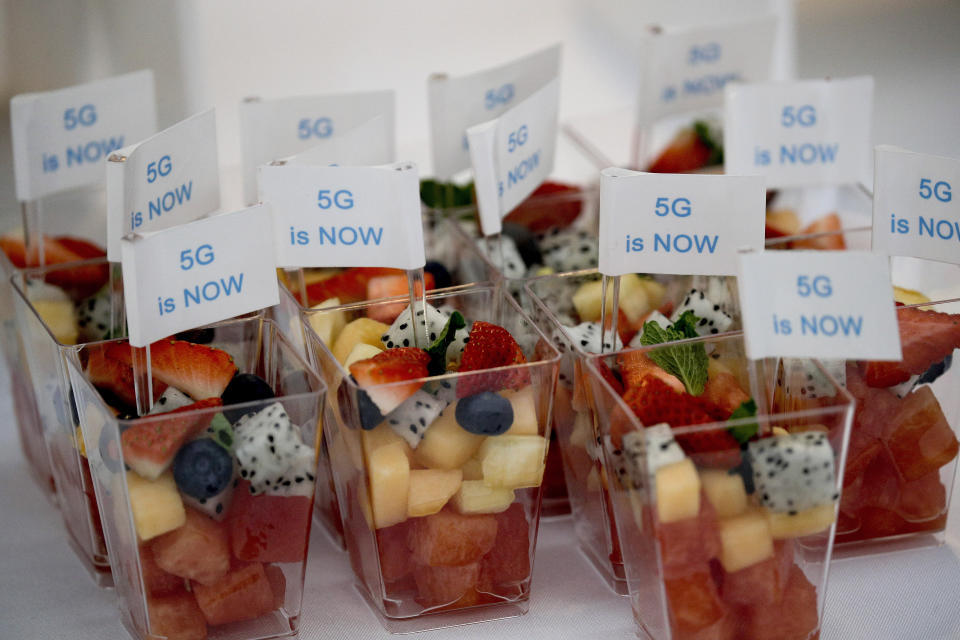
[108,340,237,400]
[53,235,107,259]
[122,398,223,479]
[350,347,430,417]
[862,306,960,388]
[596,359,624,397]
[87,347,168,411]
[702,372,750,417]
[1,233,108,296]
[647,122,720,174]
[502,181,583,233]
[457,321,528,397]
[789,213,845,250]
[617,350,684,393]
[0,234,27,267]
[302,267,403,306]
[365,272,436,324]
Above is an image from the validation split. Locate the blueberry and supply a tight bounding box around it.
[918,354,952,386]
[424,260,453,290]
[173,439,234,500]
[357,389,384,430]
[99,420,133,474]
[455,392,514,436]
[502,223,542,268]
[220,373,275,423]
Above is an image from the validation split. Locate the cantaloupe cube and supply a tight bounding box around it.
[34,299,79,345]
[127,471,186,541]
[362,423,414,467]
[452,480,515,514]
[572,274,648,323]
[344,342,383,368]
[308,297,346,345]
[368,441,410,529]
[413,402,485,470]
[700,470,748,518]
[655,459,701,523]
[331,317,389,364]
[479,435,546,490]
[765,503,836,539]
[151,508,230,585]
[502,387,539,436]
[640,278,666,309]
[408,469,463,518]
[718,509,774,572]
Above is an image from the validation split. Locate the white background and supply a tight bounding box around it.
[3,1,960,638]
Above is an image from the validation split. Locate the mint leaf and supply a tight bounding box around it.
[694,120,723,166]
[427,311,466,376]
[728,399,758,444]
[639,314,709,396]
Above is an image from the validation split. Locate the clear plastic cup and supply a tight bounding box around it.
[67,316,325,640]
[304,284,560,632]
[586,333,854,640]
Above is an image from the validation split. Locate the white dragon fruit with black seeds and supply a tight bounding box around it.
[148,387,194,415]
[383,388,449,449]
[234,402,307,495]
[748,432,838,514]
[475,235,526,278]
[183,470,237,521]
[671,288,733,336]
[629,310,673,348]
[264,447,315,498]
[381,303,449,349]
[694,276,736,314]
[446,322,472,366]
[540,229,599,273]
[620,424,685,489]
[75,286,119,342]
[565,321,623,354]
[780,358,846,399]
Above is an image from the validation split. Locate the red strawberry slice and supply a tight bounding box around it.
[789,213,845,250]
[617,350,685,393]
[1,233,108,297]
[457,321,528,397]
[87,347,168,411]
[502,181,583,233]
[647,125,717,174]
[862,306,960,388]
[108,340,238,400]
[349,347,430,415]
[121,397,222,479]
[365,272,436,324]
[302,267,403,306]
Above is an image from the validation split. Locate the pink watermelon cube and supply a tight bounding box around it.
[151,508,230,586]
[413,562,480,608]
[377,520,413,584]
[139,544,184,597]
[408,509,498,567]
[229,480,312,563]
[722,540,794,606]
[898,471,947,521]
[664,568,734,640]
[479,503,531,587]
[657,492,721,578]
[885,386,958,481]
[147,591,208,640]
[740,565,819,640]
[192,562,276,626]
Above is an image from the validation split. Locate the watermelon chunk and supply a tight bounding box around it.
[862,307,960,388]
[229,481,312,563]
[408,509,498,567]
[192,562,276,626]
[139,544,184,597]
[479,503,531,587]
[722,540,794,606]
[121,398,223,480]
[740,565,819,640]
[303,267,403,306]
[658,493,722,578]
[898,471,947,522]
[413,562,481,609]
[151,508,230,586]
[664,568,733,639]
[147,591,208,640]
[264,564,287,609]
[377,520,414,584]
[885,385,958,481]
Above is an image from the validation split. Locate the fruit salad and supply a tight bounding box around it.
[587,333,853,640]
[67,318,324,640]
[836,299,960,547]
[524,270,740,593]
[305,286,560,631]
[646,119,723,174]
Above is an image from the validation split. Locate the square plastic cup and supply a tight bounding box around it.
[66,316,326,640]
[586,334,854,640]
[304,284,561,633]
[524,270,740,593]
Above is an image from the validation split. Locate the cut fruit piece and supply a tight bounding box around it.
[147,591,208,640]
[368,441,411,529]
[501,387,539,436]
[765,503,836,539]
[461,458,484,481]
[127,471,187,542]
[365,272,436,324]
[109,340,237,400]
[349,347,429,417]
[885,385,959,481]
[303,266,401,306]
[229,481,312,562]
[121,398,223,480]
[408,508,497,566]
[362,423,414,467]
[377,521,413,583]
[717,509,774,573]
[741,565,819,640]
[502,181,583,232]
[663,569,730,638]
[765,209,801,236]
[331,317,390,365]
[193,562,276,626]
[451,480,515,514]
[617,350,685,392]
[702,371,751,417]
[571,274,647,323]
[722,539,794,606]
[344,342,383,368]
[657,492,721,576]
[898,471,947,521]
[150,508,230,586]
[862,306,960,387]
[790,212,845,250]
[33,298,79,345]
[457,322,529,397]
[87,347,168,411]
[893,286,930,306]
[139,544,184,596]
[478,435,547,490]
[700,470,748,518]
[480,503,531,586]
[413,401,485,470]
[655,458,701,523]
[407,469,463,518]
[414,562,480,608]
[307,297,346,345]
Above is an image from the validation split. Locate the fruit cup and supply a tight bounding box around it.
[66,316,325,640]
[304,284,561,633]
[524,269,741,593]
[586,334,854,640]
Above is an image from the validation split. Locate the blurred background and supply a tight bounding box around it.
[0,0,958,220]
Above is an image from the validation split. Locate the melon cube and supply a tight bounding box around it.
[147,591,208,640]
[765,503,836,539]
[657,492,721,577]
[461,457,484,481]
[741,565,819,640]
[479,503,531,586]
[718,509,774,572]
[722,539,794,606]
[362,423,414,467]
[151,508,230,586]
[368,440,410,528]
[127,471,186,541]
[414,402,485,470]
[413,562,480,608]
[193,563,276,626]
[308,297,346,345]
[34,299,79,345]
[139,545,184,597]
[229,481,312,562]
[452,480,515,514]
[502,387,539,436]
[886,386,959,481]
[700,470,748,518]
[344,342,383,368]
[376,520,413,583]
[655,458,701,523]
[663,569,731,638]
[407,469,463,518]
[572,274,647,323]
[478,435,547,490]
[408,509,498,566]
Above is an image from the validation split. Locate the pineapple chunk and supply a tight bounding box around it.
[308,297,346,345]
[765,503,836,539]
[452,480,515,514]
[571,274,648,323]
[414,402,485,470]
[639,277,666,309]
[502,387,539,436]
[362,424,414,467]
[718,509,774,572]
[34,299,79,345]
[407,469,463,517]
[655,458,701,523]
[344,342,383,368]
[893,285,930,307]
[478,435,546,490]
[700,470,748,518]
[127,471,186,541]
[461,457,484,481]
[331,317,389,365]
[766,209,801,236]
[368,441,410,529]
